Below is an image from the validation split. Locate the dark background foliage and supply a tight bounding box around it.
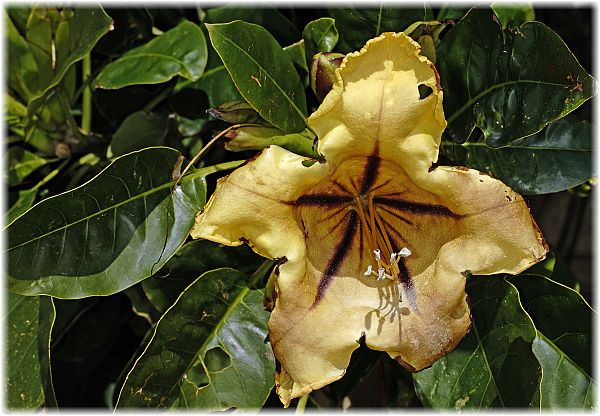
[5,4,593,410]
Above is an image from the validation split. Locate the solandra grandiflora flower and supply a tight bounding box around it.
[191,33,548,407]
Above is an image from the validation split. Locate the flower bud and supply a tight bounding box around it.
[223,126,322,160]
[310,52,345,102]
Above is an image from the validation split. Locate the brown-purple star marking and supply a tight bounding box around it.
[293,152,463,308]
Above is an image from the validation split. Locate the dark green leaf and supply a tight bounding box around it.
[491,3,535,29]
[175,65,243,110]
[284,40,308,74]
[524,249,580,291]
[6,147,49,186]
[331,5,433,53]
[441,118,592,194]
[6,158,67,225]
[438,8,593,147]
[6,293,56,409]
[303,18,339,67]
[7,147,240,298]
[7,188,38,225]
[203,7,300,45]
[207,21,307,133]
[95,21,207,89]
[413,277,540,408]
[116,268,275,410]
[124,284,162,323]
[508,273,594,408]
[436,5,470,21]
[109,111,169,157]
[142,239,260,313]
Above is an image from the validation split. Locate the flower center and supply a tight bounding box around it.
[354,193,411,282]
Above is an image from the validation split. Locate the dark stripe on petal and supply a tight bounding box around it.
[331,179,352,194]
[397,257,417,312]
[359,156,381,195]
[294,194,354,207]
[313,210,359,307]
[386,230,417,311]
[378,206,415,227]
[380,217,408,246]
[374,196,463,218]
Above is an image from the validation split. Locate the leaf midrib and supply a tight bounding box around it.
[536,331,594,382]
[442,141,591,153]
[447,79,574,124]
[167,283,251,406]
[211,27,307,126]
[6,161,238,252]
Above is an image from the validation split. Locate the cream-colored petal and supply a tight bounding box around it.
[418,166,548,275]
[192,31,548,409]
[191,146,328,272]
[309,32,445,175]
[270,159,547,406]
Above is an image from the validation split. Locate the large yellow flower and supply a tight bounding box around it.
[191,32,547,407]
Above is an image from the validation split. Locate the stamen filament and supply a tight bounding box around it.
[354,196,377,254]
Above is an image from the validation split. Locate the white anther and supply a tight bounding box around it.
[398,247,412,257]
[373,249,381,261]
[364,265,373,276]
[377,267,386,281]
[390,253,397,264]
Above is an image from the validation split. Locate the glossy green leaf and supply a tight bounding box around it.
[6,293,56,409]
[6,147,49,186]
[124,284,162,323]
[331,5,433,53]
[284,40,308,74]
[413,277,540,408]
[28,6,112,94]
[438,8,593,147]
[109,111,169,157]
[508,273,594,408]
[7,7,30,34]
[6,12,41,101]
[95,21,207,89]
[116,268,275,410]
[203,7,300,45]
[25,7,112,136]
[441,118,592,194]
[141,239,260,313]
[7,147,240,298]
[175,65,243,109]
[207,21,307,133]
[526,250,580,291]
[7,188,39,225]
[491,3,535,28]
[6,159,67,225]
[302,18,339,67]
